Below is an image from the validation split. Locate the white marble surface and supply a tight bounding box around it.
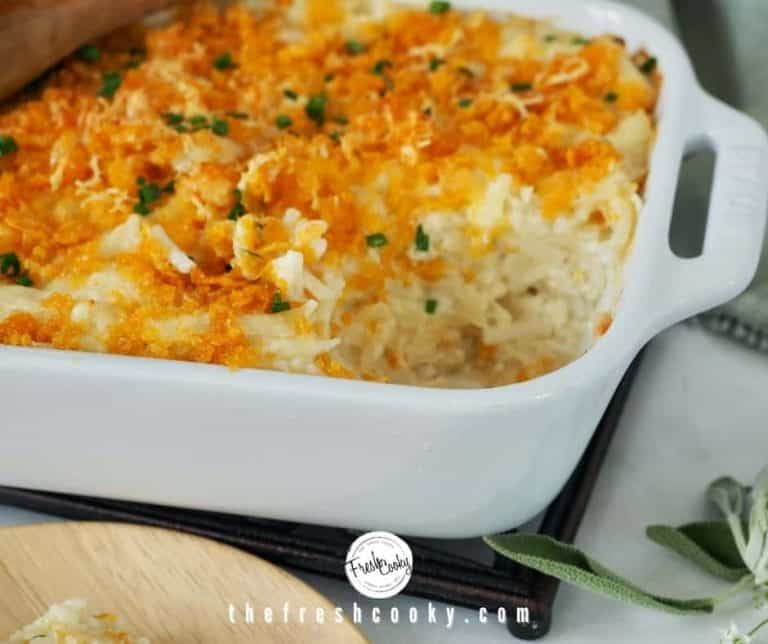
[2,324,767,643]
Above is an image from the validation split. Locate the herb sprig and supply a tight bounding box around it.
[486,465,768,635]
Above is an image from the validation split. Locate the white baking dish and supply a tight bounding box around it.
[1,0,767,538]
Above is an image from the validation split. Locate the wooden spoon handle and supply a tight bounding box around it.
[0,0,175,100]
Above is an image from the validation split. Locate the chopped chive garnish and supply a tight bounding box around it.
[227,189,246,220]
[366,233,388,248]
[414,224,430,251]
[510,81,532,92]
[305,94,328,126]
[213,52,235,70]
[371,59,393,75]
[640,57,657,74]
[345,40,366,55]
[572,37,589,45]
[604,91,618,103]
[544,34,557,42]
[270,292,291,313]
[333,115,349,125]
[0,135,18,157]
[0,252,21,278]
[457,66,475,78]
[458,98,473,108]
[188,114,209,128]
[163,112,184,126]
[275,114,292,129]
[76,44,100,63]
[324,72,335,83]
[138,182,161,202]
[133,177,170,216]
[425,299,438,314]
[15,272,33,287]
[211,117,229,136]
[283,89,298,100]
[429,57,445,72]
[99,71,122,99]
[330,130,343,143]
[429,1,451,14]
[227,111,249,120]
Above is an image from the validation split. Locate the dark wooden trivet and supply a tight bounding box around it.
[0,350,644,640]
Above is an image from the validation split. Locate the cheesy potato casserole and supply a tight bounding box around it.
[5,599,149,643]
[0,0,658,387]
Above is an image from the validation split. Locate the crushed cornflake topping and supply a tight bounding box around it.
[0,0,658,386]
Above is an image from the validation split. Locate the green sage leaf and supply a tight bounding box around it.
[484,533,715,615]
[647,522,749,581]
[708,476,746,518]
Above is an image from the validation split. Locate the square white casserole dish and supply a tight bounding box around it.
[1,0,767,538]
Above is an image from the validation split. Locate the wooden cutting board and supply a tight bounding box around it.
[0,522,368,643]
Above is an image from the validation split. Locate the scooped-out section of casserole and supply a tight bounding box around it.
[4,599,149,643]
[0,0,658,387]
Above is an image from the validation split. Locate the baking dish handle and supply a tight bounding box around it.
[658,91,768,328]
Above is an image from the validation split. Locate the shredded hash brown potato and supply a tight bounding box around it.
[5,599,149,643]
[0,0,659,387]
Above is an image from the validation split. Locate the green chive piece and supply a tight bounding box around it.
[133,201,151,216]
[365,233,388,248]
[76,44,101,63]
[283,89,298,100]
[305,94,328,126]
[324,73,335,83]
[429,57,445,72]
[227,189,246,221]
[138,182,161,204]
[458,97,473,108]
[604,91,619,103]
[211,118,229,136]
[188,114,209,129]
[0,252,21,278]
[510,82,532,92]
[163,112,184,126]
[133,177,171,216]
[640,57,658,74]
[345,40,366,55]
[0,135,18,157]
[333,115,349,125]
[330,130,343,143]
[271,292,291,313]
[429,1,451,14]
[371,59,393,75]
[99,71,122,99]
[414,224,430,251]
[544,34,557,42]
[425,299,438,314]
[275,114,293,129]
[572,37,589,45]
[15,272,33,287]
[213,52,235,70]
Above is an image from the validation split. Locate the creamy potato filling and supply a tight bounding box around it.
[0,0,658,387]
